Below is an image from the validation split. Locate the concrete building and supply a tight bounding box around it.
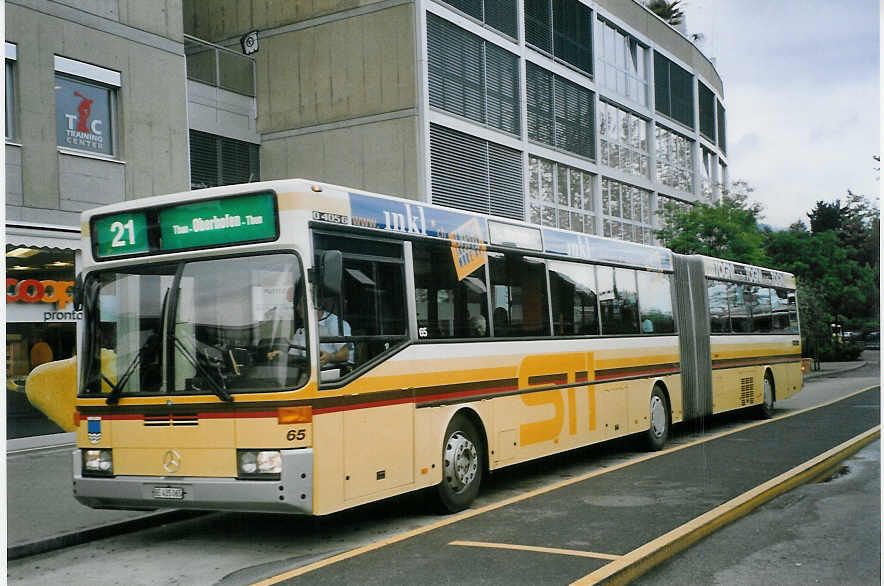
[183,0,728,244]
[4,0,191,442]
[5,0,727,442]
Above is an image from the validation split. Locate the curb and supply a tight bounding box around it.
[803,361,867,380]
[7,510,207,560]
[573,425,881,585]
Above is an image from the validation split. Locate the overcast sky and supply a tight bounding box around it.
[683,0,880,228]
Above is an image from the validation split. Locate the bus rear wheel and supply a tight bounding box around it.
[646,386,670,451]
[757,372,775,419]
[436,414,483,513]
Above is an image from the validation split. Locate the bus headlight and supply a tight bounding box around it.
[237,450,282,479]
[82,449,113,476]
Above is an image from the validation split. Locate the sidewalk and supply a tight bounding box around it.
[5,357,873,559]
[802,359,868,380]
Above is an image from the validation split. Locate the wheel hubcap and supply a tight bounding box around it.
[443,431,478,494]
[650,395,666,438]
[764,377,773,409]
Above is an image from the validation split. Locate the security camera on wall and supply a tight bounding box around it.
[240,31,259,55]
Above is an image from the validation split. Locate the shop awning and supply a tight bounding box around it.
[6,222,81,250]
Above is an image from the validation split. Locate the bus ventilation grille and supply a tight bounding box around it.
[144,415,199,427]
[740,377,755,406]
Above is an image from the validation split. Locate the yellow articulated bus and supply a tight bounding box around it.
[72,179,802,514]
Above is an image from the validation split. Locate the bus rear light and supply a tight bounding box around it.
[82,449,113,476]
[278,406,311,424]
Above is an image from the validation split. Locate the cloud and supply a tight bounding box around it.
[686,0,880,228]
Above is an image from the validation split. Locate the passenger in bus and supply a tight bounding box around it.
[493,307,509,337]
[642,318,654,333]
[267,300,353,368]
[469,315,486,337]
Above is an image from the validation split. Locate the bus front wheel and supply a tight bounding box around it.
[436,414,483,513]
[646,386,670,451]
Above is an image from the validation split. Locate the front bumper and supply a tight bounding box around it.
[72,448,313,514]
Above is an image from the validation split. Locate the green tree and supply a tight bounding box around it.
[646,0,684,26]
[655,181,768,266]
[806,200,843,233]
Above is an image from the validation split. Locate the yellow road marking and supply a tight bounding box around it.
[571,425,881,585]
[449,540,622,561]
[252,385,879,585]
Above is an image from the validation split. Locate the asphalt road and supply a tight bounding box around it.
[632,439,880,586]
[7,356,880,585]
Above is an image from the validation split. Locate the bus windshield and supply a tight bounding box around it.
[81,253,309,399]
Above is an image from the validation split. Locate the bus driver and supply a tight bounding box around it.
[267,298,353,368]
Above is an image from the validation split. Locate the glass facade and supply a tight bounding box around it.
[600,177,652,244]
[655,125,694,193]
[6,244,79,439]
[596,18,648,107]
[598,101,649,178]
[700,147,714,203]
[528,156,596,233]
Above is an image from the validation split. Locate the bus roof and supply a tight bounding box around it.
[80,178,794,285]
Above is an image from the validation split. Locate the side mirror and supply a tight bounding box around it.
[320,250,342,297]
[73,273,84,311]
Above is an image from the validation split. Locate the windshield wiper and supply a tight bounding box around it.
[170,334,233,402]
[105,334,160,405]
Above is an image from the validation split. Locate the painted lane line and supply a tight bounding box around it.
[571,425,881,586]
[449,540,622,561]
[251,385,879,585]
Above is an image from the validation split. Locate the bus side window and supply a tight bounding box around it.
[707,279,731,333]
[770,288,792,333]
[598,266,640,335]
[313,234,408,380]
[748,286,772,333]
[489,253,551,337]
[637,271,675,334]
[412,241,489,339]
[728,283,752,333]
[548,260,599,336]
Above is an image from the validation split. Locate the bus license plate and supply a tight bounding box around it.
[152,486,184,500]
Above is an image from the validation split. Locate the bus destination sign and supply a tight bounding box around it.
[159,193,277,251]
[92,192,278,259]
[93,212,150,258]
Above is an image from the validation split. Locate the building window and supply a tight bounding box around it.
[596,19,648,107]
[189,130,260,189]
[54,57,120,158]
[526,63,594,159]
[655,125,694,193]
[657,194,692,214]
[718,160,727,192]
[653,52,693,129]
[698,82,715,141]
[427,14,520,135]
[5,43,16,141]
[528,156,596,234]
[600,177,652,244]
[717,100,726,153]
[700,147,714,202]
[598,101,649,178]
[430,124,523,220]
[436,0,517,38]
[525,0,592,76]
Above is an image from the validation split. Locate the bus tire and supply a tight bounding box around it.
[646,386,670,451]
[758,372,775,419]
[436,414,483,513]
